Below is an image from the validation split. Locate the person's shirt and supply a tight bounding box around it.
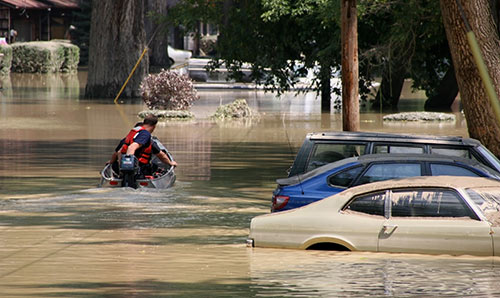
[133,129,152,148]
[115,136,162,154]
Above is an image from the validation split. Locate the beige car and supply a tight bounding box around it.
[248,176,500,256]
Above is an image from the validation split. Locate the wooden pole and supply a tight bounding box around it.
[341,0,359,131]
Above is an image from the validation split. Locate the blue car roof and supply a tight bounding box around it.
[276,153,499,186]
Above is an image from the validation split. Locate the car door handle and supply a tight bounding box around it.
[383,224,398,231]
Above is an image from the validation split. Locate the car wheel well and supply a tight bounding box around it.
[306,242,350,251]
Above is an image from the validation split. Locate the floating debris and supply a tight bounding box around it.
[383,112,455,122]
[138,109,194,120]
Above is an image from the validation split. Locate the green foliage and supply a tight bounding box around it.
[59,41,80,72]
[0,44,12,75]
[164,0,449,102]
[71,0,91,65]
[155,0,222,39]
[11,41,80,73]
[357,0,448,98]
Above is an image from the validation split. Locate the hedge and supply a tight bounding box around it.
[11,40,79,73]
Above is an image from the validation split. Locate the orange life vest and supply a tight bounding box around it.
[120,126,153,164]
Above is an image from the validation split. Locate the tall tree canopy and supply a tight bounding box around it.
[167,0,455,111]
[85,1,148,98]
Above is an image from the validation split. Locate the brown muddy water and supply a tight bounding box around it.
[1,73,500,297]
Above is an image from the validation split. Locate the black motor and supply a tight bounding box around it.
[120,154,139,188]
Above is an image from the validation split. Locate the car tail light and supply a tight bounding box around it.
[109,181,118,186]
[272,195,290,211]
[139,182,149,186]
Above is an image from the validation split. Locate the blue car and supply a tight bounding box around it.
[271,154,500,212]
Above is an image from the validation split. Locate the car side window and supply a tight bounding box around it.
[373,144,424,154]
[344,192,385,216]
[430,163,480,177]
[356,163,421,185]
[430,146,472,159]
[307,143,367,171]
[328,166,364,187]
[390,189,475,218]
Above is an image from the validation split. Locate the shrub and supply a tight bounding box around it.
[211,99,257,120]
[11,41,79,73]
[0,44,12,75]
[140,69,198,110]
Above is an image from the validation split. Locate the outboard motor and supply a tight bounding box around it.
[120,154,139,188]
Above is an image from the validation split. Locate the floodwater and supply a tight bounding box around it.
[1,72,500,297]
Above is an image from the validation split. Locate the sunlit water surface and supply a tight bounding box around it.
[2,73,500,297]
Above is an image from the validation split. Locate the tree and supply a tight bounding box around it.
[145,0,170,68]
[72,0,92,66]
[85,1,148,98]
[341,0,359,130]
[440,0,500,156]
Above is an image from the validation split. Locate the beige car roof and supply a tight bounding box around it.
[339,176,500,197]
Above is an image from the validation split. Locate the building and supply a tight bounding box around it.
[0,0,79,43]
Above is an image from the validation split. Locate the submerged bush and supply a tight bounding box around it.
[211,99,257,120]
[140,69,199,110]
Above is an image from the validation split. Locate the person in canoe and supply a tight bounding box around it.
[107,115,177,177]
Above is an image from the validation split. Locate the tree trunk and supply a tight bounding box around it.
[372,71,405,111]
[145,0,170,68]
[424,64,459,111]
[440,0,500,156]
[341,0,359,131]
[320,64,331,113]
[85,1,148,99]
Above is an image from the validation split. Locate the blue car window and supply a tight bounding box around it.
[430,163,480,177]
[329,166,363,187]
[344,192,385,216]
[357,163,421,185]
[390,189,475,218]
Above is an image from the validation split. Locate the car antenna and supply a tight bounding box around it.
[282,114,305,195]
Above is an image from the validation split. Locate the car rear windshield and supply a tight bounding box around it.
[307,143,366,172]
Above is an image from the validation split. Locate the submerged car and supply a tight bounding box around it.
[272,154,500,212]
[250,176,500,256]
[288,131,500,177]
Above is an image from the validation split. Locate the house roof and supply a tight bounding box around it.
[44,0,79,9]
[0,0,49,9]
[0,0,79,9]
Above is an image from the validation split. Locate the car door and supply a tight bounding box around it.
[378,188,493,256]
[340,191,387,251]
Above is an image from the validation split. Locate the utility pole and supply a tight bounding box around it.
[341,0,359,131]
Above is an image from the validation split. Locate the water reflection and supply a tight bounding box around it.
[0,72,488,297]
[249,250,500,296]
